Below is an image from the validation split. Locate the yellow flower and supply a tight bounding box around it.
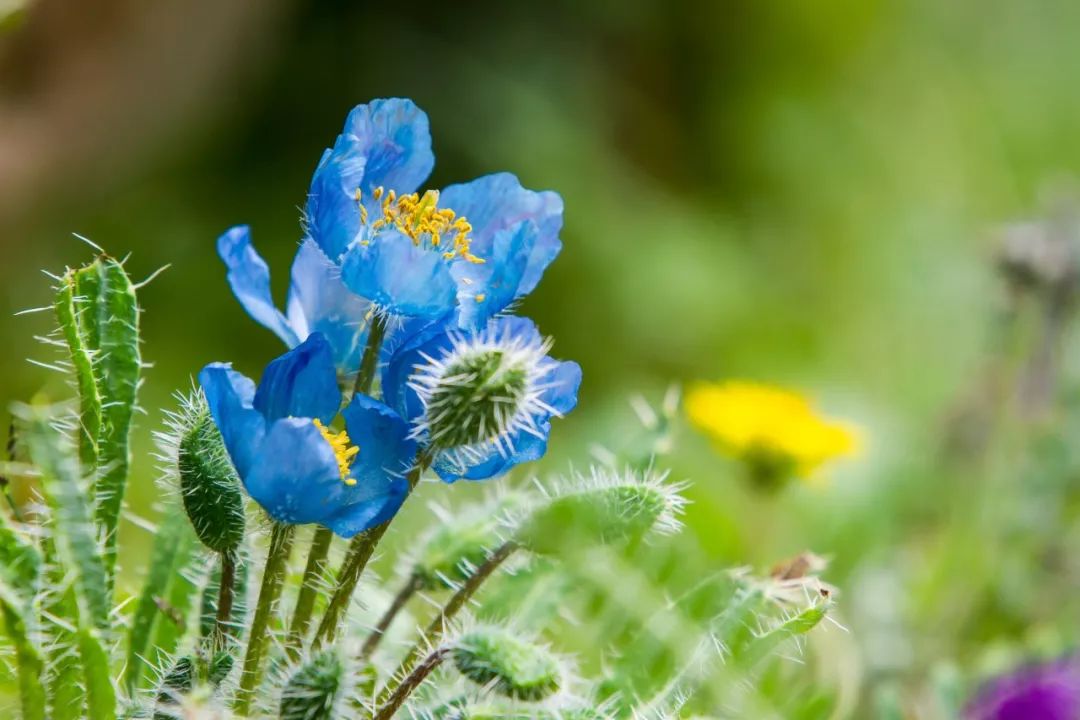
[685,380,859,487]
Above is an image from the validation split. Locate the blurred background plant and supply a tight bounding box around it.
[4,1,1080,717]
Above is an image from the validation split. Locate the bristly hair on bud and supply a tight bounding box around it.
[451,625,569,702]
[279,649,346,720]
[516,467,688,556]
[407,323,559,458]
[155,387,245,555]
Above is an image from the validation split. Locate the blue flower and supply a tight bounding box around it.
[217,225,372,375]
[305,98,563,328]
[381,315,581,482]
[199,333,417,537]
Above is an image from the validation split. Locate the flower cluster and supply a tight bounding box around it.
[208,98,581,538]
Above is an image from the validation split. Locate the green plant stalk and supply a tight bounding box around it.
[0,584,46,720]
[214,550,238,646]
[285,526,333,661]
[382,540,518,704]
[53,280,101,474]
[372,647,449,720]
[311,455,429,650]
[235,522,296,716]
[289,312,388,658]
[357,573,422,663]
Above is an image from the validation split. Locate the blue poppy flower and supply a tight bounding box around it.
[217,225,372,375]
[381,315,581,482]
[199,333,417,537]
[305,98,563,328]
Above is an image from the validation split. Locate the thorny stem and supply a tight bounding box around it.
[284,526,333,661]
[357,573,423,663]
[380,540,519,705]
[213,551,238,648]
[351,312,388,401]
[372,647,450,720]
[288,311,389,659]
[234,522,295,716]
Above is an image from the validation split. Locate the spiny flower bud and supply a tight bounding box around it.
[452,627,565,702]
[279,650,344,720]
[158,389,245,555]
[412,495,522,591]
[517,467,687,555]
[409,325,555,453]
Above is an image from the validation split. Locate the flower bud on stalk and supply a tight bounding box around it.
[452,627,565,701]
[279,650,345,720]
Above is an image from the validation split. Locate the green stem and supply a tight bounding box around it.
[234,523,295,716]
[311,457,428,650]
[213,551,238,648]
[358,573,422,663]
[381,540,518,704]
[372,647,449,720]
[284,526,333,661]
[352,313,388,400]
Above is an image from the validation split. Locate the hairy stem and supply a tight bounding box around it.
[284,526,333,661]
[213,551,237,647]
[358,573,422,663]
[352,312,388,400]
[372,647,449,720]
[234,523,295,716]
[382,540,518,703]
[311,457,428,650]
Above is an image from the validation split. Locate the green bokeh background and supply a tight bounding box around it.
[3,1,1080,715]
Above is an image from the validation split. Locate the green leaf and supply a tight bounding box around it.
[0,579,46,720]
[53,279,101,473]
[736,601,831,669]
[18,405,109,629]
[125,509,200,691]
[79,625,117,720]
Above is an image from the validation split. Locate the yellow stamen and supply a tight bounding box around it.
[474,293,486,302]
[312,418,360,486]
[363,185,485,264]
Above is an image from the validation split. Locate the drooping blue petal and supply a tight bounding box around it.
[433,430,549,483]
[339,230,457,318]
[441,173,563,297]
[198,363,267,479]
[380,318,455,425]
[253,333,341,424]
[285,239,371,373]
[451,220,535,330]
[217,225,300,347]
[306,99,434,260]
[323,393,418,537]
[242,418,344,525]
[539,358,583,416]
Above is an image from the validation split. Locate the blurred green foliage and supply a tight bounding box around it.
[4,1,1080,716]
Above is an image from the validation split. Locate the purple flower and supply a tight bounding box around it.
[966,657,1080,720]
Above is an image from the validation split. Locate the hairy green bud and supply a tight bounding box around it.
[424,349,528,450]
[517,468,686,555]
[452,627,564,702]
[413,496,521,591]
[164,390,245,555]
[279,650,344,720]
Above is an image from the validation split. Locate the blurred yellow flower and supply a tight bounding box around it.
[685,381,859,487]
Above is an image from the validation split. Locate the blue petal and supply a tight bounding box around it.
[217,226,299,347]
[253,333,341,424]
[322,394,418,538]
[433,430,548,483]
[441,173,563,296]
[380,319,455,424]
[242,418,346,525]
[339,230,457,318]
[451,221,534,330]
[306,99,435,260]
[199,363,267,479]
[540,358,583,416]
[285,239,371,374]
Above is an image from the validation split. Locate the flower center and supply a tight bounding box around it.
[312,418,360,486]
[355,186,484,264]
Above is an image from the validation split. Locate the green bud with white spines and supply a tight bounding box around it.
[157,389,245,556]
[279,650,345,720]
[412,494,523,591]
[452,626,566,702]
[517,467,687,556]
